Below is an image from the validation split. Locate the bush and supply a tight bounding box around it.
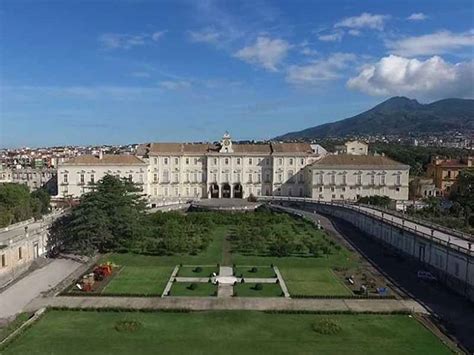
[187,283,198,290]
[253,283,263,291]
[250,267,258,273]
[114,320,142,333]
[193,267,203,273]
[311,319,341,335]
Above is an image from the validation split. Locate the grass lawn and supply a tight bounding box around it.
[177,266,218,278]
[233,266,276,278]
[1,310,452,355]
[169,282,217,297]
[233,283,283,297]
[0,313,31,342]
[281,267,353,296]
[102,266,173,295]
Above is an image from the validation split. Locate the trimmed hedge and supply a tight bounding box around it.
[48,306,191,313]
[291,294,396,300]
[60,292,162,298]
[264,309,411,315]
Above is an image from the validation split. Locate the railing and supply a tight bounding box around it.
[258,196,473,256]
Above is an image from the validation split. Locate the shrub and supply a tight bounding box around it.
[253,283,263,291]
[114,320,142,333]
[311,319,341,335]
[193,266,203,273]
[187,283,198,290]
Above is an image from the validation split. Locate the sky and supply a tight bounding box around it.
[0,0,473,148]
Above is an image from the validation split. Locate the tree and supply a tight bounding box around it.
[48,175,147,255]
[451,168,474,211]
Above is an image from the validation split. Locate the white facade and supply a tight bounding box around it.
[344,140,369,155]
[57,155,148,198]
[306,155,409,201]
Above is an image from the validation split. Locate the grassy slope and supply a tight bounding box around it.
[2,311,451,355]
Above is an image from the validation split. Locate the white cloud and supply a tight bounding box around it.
[347,55,474,99]
[386,30,474,56]
[335,13,389,31]
[188,28,221,44]
[98,31,166,49]
[407,13,428,21]
[318,31,343,42]
[234,36,290,71]
[300,47,318,56]
[286,53,357,85]
[158,80,192,90]
[348,29,361,36]
[151,31,166,41]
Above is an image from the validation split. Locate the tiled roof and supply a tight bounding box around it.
[271,143,313,154]
[63,155,147,166]
[311,154,408,168]
[233,144,272,154]
[146,143,212,154]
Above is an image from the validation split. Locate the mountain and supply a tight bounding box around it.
[275,97,474,140]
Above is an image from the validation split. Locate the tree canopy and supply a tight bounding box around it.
[0,183,51,227]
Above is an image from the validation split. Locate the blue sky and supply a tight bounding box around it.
[1,0,473,147]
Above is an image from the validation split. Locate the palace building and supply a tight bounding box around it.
[57,133,409,204]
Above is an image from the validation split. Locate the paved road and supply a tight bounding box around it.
[0,258,81,320]
[25,295,426,313]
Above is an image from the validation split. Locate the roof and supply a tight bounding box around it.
[430,159,470,168]
[62,155,147,166]
[271,143,313,154]
[143,143,212,155]
[310,154,409,169]
[233,144,272,154]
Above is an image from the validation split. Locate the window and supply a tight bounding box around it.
[174,158,179,165]
[18,247,22,260]
[301,158,304,165]
[164,187,169,196]
[279,158,283,165]
[265,172,271,183]
[193,172,197,182]
[278,173,282,182]
[342,174,347,185]
[164,157,168,165]
[186,158,189,165]
[80,174,84,184]
[289,158,293,165]
[128,174,133,182]
[396,174,401,186]
[249,158,253,165]
[370,174,375,185]
[248,173,253,183]
[287,170,293,182]
[162,170,169,182]
[1,254,6,267]
[63,174,68,183]
[213,173,217,182]
[266,158,270,165]
[225,158,229,165]
[154,187,157,195]
[330,174,335,185]
[154,158,157,164]
[214,158,218,165]
[381,174,386,185]
[153,173,158,182]
[332,194,336,199]
[90,174,95,184]
[186,173,190,182]
[318,173,323,185]
[357,174,362,185]
[194,158,198,164]
[236,158,241,165]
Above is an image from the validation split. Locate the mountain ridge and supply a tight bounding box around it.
[275,97,474,140]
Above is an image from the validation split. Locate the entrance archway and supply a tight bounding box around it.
[222,183,231,198]
[234,183,243,198]
[210,183,219,198]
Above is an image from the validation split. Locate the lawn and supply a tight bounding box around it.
[233,266,276,278]
[169,282,217,297]
[102,266,173,295]
[177,266,218,278]
[280,267,353,296]
[1,310,452,355]
[233,283,283,297]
